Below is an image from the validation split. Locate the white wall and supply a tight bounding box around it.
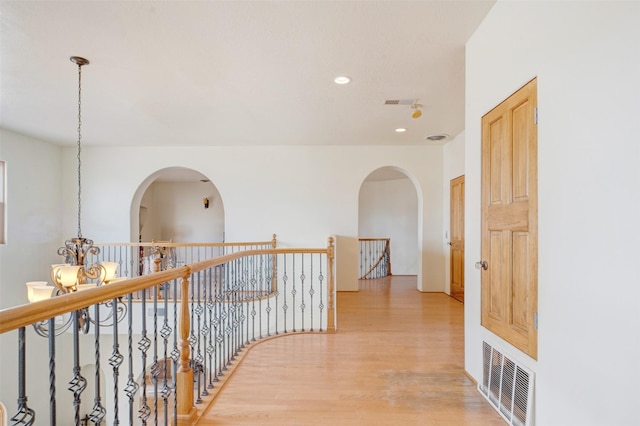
[0,129,76,421]
[0,129,62,307]
[465,2,640,425]
[359,177,418,275]
[63,145,445,292]
[141,181,224,242]
[443,132,465,295]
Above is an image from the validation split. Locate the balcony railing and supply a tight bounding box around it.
[0,236,335,425]
[358,238,391,279]
[97,236,277,280]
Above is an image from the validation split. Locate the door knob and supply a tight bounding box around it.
[447,242,453,246]
[475,260,488,270]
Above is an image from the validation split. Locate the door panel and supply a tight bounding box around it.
[450,175,465,303]
[481,78,538,359]
[512,231,529,332]
[488,231,504,319]
[489,117,505,204]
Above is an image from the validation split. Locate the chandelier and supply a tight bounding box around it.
[25,56,125,335]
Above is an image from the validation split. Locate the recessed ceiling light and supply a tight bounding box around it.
[395,128,407,133]
[334,75,351,85]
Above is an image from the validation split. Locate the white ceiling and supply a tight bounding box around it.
[0,0,495,148]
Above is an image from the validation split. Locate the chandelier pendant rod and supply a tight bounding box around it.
[71,56,89,239]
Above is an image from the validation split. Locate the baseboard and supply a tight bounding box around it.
[464,369,477,386]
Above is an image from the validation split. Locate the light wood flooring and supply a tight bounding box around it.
[196,276,505,425]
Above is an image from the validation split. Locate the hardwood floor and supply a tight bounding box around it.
[196,276,505,425]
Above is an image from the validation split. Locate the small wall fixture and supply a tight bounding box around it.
[203,197,209,209]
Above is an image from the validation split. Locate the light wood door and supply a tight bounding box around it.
[450,175,465,303]
[481,78,538,359]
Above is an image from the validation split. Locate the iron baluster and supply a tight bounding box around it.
[213,266,222,382]
[282,255,288,333]
[300,255,306,332]
[194,271,203,404]
[171,279,180,426]
[151,284,161,424]
[160,280,173,424]
[318,258,325,332]
[11,327,35,425]
[124,293,139,425]
[48,318,56,425]
[271,254,278,336]
[309,256,315,332]
[69,311,87,426]
[109,297,124,425]
[206,268,216,391]
[221,264,230,371]
[292,255,298,332]
[89,304,106,424]
[138,289,151,424]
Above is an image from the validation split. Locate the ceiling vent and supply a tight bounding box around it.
[384,99,417,106]
[425,134,449,142]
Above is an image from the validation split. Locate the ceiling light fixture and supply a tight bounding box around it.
[334,75,351,85]
[25,56,126,336]
[395,128,407,133]
[411,103,423,119]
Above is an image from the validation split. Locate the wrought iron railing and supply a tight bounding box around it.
[97,236,277,280]
[0,237,335,425]
[358,238,391,279]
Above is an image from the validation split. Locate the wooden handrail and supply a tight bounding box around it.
[0,267,188,334]
[97,240,274,248]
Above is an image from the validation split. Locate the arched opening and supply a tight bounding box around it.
[358,166,420,284]
[130,167,224,243]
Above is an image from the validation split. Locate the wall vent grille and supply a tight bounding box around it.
[479,341,534,426]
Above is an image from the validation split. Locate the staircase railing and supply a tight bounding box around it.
[0,237,335,425]
[358,238,391,279]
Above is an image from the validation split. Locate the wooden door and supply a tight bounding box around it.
[481,78,538,359]
[450,175,465,303]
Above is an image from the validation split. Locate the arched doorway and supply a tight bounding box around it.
[130,167,224,243]
[358,167,419,279]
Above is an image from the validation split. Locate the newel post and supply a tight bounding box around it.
[327,236,336,332]
[176,269,197,425]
